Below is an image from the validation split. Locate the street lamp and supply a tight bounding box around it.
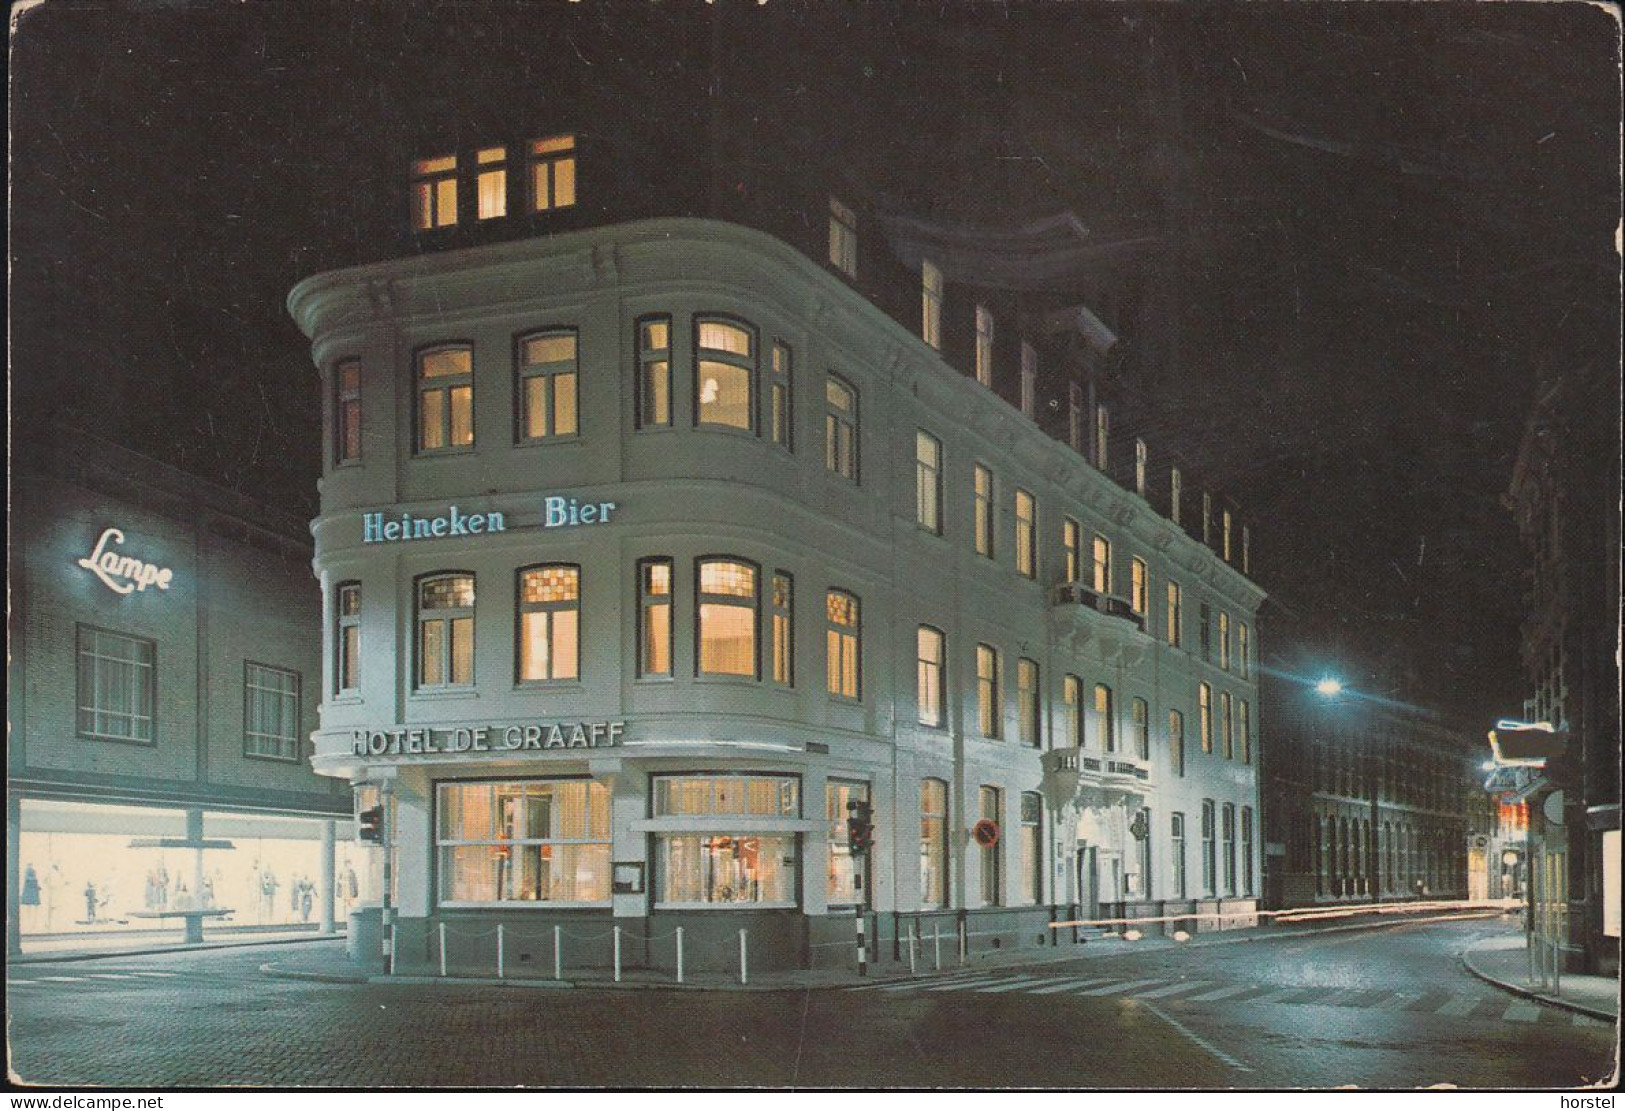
[1315,677,1344,698]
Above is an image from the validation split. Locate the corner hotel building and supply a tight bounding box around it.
[289,142,1264,975]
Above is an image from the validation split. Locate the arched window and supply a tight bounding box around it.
[516,330,578,440]
[917,626,946,728]
[920,778,949,909]
[416,573,475,688]
[695,318,756,431]
[335,582,361,694]
[517,564,580,682]
[825,375,859,481]
[416,345,474,453]
[825,589,861,700]
[696,558,758,677]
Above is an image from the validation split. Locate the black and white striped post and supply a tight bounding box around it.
[855,874,868,977]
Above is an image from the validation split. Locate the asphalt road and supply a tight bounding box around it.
[6,918,1617,1089]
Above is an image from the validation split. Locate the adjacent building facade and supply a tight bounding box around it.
[289,162,1264,973]
[1261,675,1479,909]
[7,427,357,955]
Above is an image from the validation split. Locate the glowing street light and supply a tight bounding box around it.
[1315,677,1344,698]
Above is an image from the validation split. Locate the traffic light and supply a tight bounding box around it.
[846,799,874,853]
[357,804,384,844]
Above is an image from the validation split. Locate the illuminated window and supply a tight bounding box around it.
[920,779,949,908]
[245,662,301,762]
[916,431,943,534]
[768,342,793,449]
[770,572,794,686]
[977,644,1001,739]
[1131,557,1148,615]
[922,259,943,349]
[1094,683,1115,753]
[637,559,672,679]
[437,780,611,906]
[1132,697,1150,760]
[528,134,577,211]
[334,359,362,465]
[1220,690,1234,759]
[410,153,458,230]
[417,574,475,688]
[1064,518,1081,582]
[1198,683,1213,753]
[825,589,861,700]
[825,376,858,481]
[517,564,580,682]
[1170,812,1188,899]
[829,196,857,278]
[975,305,994,386]
[636,316,672,429]
[1020,341,1037,418]
[517,330,578,441]
[1169,709,1186,777]
[1242,525,1251,575]
[1021,793,1043,905]
[416,345,473,453]
[1219,611,1231,670]
[1238,623,1251,679]
[335,583,361,694]
[827,780,869,905]
[1095,403,1109,470]
[1069,382,1084,452]
[1223,509,1234,563]
[1135,438,1148,496]
[1092,535,1112,595]
[1063,675,1083,748]
[977,786,1002,906]
[476,146,507,220]
[1017,658,1041,748]
[917,626,945,728]
[1015,489,1037,579]
[974,465,995,558]
[697,559,758,678]
[696,318,756,431]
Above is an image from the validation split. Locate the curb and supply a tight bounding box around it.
[10,932,347,966]
[256,914,1494,994]
[1458,946,1617,1023]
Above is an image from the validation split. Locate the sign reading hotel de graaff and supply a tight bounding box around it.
[362,496,618,544]
[352,721,625,758]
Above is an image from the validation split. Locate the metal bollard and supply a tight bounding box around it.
[934,923,942,971]
[908,922,917,975]
[958,918,968,964]
[554,924,563,981]
[739,928,748,985]
[497,924,505,980]
[439,922,448,977]
[676,927,685,984]
[614,925,623,983]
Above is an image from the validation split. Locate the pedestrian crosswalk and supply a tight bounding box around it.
[8,970,181,989]
[846,970,1609,1026]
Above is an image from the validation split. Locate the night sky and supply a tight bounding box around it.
[11,1,1620,732]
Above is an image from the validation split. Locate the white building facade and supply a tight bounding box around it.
[289,218,1264,974]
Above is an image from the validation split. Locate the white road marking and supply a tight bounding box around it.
[35,976,88,982]
[85,973,136,980]
[1077,978,1166,997]
[1026,977,1120,995]
[1183,983,1252,1003]
[922,975,1030,992]
[1373,992,1422,1011]
[975,975,1080,993]
[1134,980,1219,1000]
[129,971,178,978]
[1143,1001,1254,1074]
[1503,1002,1543,1023]
[1435,995,1481,1017]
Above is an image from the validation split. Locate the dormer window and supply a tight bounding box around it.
[922,260,944,349]
[476,147,508,220]
[829,197,857,278]
[410,154,458,231]
[529,134,577,211]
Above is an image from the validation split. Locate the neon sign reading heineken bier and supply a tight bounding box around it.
[351,720,625,757]
[362,496,618,543]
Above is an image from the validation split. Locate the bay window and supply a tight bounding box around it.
[653,775,800,908]
[517,564,580,682]
[417,573,474,688]
[697,558,758,678]
[517,330,578,440]
[417,345,474,453]
[696,318,756,431]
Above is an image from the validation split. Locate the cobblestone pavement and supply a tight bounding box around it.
[6,920,1618,1088]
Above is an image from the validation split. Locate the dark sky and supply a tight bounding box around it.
[11,1,1620,732]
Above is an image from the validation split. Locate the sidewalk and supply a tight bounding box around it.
[260,909,1500,993]
[9,928,345,965]
[1461,932,1619,1022]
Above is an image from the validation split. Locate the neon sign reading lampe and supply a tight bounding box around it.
[77,527,174,595]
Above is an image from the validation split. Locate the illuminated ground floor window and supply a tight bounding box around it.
[654,834,798,907]
[436,779,611,905]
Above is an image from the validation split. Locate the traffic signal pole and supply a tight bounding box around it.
[380,783,394,975]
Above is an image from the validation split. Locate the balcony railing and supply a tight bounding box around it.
[1049,582,1148,632]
